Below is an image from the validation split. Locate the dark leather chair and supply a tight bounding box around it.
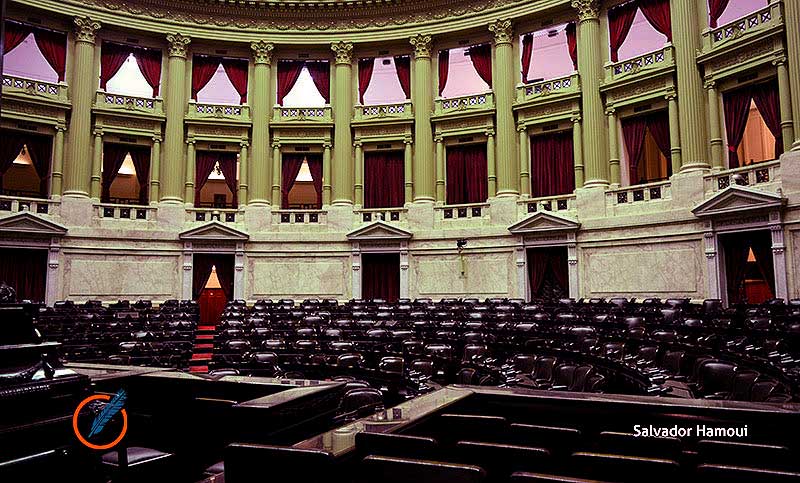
[360,455,486,483]
[355,432,439,460]
[510,472,614,483]
[571,452,680,483]
[696,464,800,483]
[225,444,338,483]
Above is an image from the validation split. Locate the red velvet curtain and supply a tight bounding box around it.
[24,134,53,197]
[364,150,404,209]
[193,254,234,300]
[530,131,575,198]
[361,253,400,303]
[751,81,783,158]
[550,248,569,292]
[566,22,578,71]
[527,249,551,298]
[212,254,235,300]
[609,1,639,62]
[277,60,305,105]
[281,153,305,208]
[469,44,492,88]
[0,135,26,193]
[438,49,449,95]
[358,58,374,104]
[135,47,162,97]
[394,55,411,99]
[34,29,67,82]
[306,61,330,104]
[222,59,249,104]
[128,146,150,205]
[100,42,132,90]
[646,111,672,161]
[0,248,47,303]
[708,0,731,28]
[723,86,753,168]
[307,154,323,208]
[4,21,31,53]
[218,153,238,207]
[100,143,130,203]
[622,116,649,184]
[191,56,221,100]
[195,151,220,203]
[640,0,672,41]
[446,143,488,205]
[521,34,533,84]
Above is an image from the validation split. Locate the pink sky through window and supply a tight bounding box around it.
[439,46,491,98]
[2,33,58,82]
[615,8,669,61]
[361,57,407,105]
[520,24,575,83]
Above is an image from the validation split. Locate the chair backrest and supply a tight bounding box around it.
[224,444,337,483]
[571,452,680,483]
[355,432,438,460]
[510,472,615,483]
[455,441,551,477]
[360,455,486,483]
[696,464,800,483]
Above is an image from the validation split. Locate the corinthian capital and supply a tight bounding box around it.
[488,19,513,45]
[73,16,101,44]
[251,40,274,65]
[571,0,601,21]
[409,34,432,58]
[331,41,354,65]
[166,33,191,58]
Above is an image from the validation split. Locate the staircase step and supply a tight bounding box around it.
[196,334,214,340]
[198,326,215,331]
[191,353,212,361]
[190,365,209,373]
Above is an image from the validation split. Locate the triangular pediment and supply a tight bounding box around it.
[692,186,785,218]
[179,221,249,241]
[508,211,580,234]
[347,221,412,241]
[0,212,67,237]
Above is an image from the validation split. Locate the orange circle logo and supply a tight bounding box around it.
[72,394,128,450]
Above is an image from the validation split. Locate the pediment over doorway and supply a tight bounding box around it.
[692,186,785,218]
[346,221,412,241]
[0,212,68,237]
[508,212,580,234]
[179,221,249,242]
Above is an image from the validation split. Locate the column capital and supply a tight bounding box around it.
[166,33,191,58]
[403,136,413,145]
[665,86,677,100]
[331,41,354,65]
[703,77,716,90]
[353,140,363,148]
[92,127,104,137]
[240,140,250,148]
[772,55,787,67]
[73,16,101,44]
[186,137,196,145]
[251,40,274,65]
[272,141,281,149]
[605,105,615,115]
[571,113,582,123]
[515,123,525,133]
[56,123,67,132]
[434,135,443,143]
[570,0,601,22]
[409,34,433,58]
[488,19,514,45]
[152,134,163,143]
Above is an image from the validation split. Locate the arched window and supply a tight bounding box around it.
[281,64,328,107]
[438,45,491,99]
[520,24,576,84]
[105,53,157,98]
[360,57,408,105]
[2,31,59,83]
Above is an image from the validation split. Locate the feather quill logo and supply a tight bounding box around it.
[88,389,127,438]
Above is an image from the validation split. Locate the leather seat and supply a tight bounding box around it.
[360,455,486,483]
[571,452,679,483]
[511,472,614,483]
[225,444,337,483]
[696,464,800,483]
[355,432,439,459]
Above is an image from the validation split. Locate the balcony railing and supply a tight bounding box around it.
[434,92,494,116]
[2,74,68,101]
[704,159,780,195]
[0,195,58,216]
[355,207,407,223]
[435,202,490,221]
[702,1,783,52]
[273,209,326,225]
[272,105,332,123]
[604,45,674,83]
[187,101,250,122]
[517,73,579,103]
[187,207,240,223]
[96,203,155,221]
[607,179,672,206]
[96,91,162,114]
[518,193,576,216]
[353,101,412,122]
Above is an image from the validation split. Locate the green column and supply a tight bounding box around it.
[354,141,363,206]
[775,57,794,153]
[51,124,65,196]
[162,33,191,203]
[403,138,413,203]
[238,140,249,204]
[322,142,332,205]
[784,0,800,148]
[666,88,683,173]
[249,40,274,205]
[271,142,281,206]
[571,1,608,187]
[184,138,195,205]
[489,19,519,196]
[571,112,585,188]
[606,107,620,185]
[434,136,445,203]
[90,128,103,199]
[488,129,498,196]
[331,41,354,205]
[410,34,435,202]
[704,79,724,169]
[150,135,161,203]
[63,16,100,198]
[671,0,709,171]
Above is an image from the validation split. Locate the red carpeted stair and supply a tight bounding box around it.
[189,325,217,373]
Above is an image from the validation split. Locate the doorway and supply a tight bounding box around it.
[361,253,400,302]
[527,246,568,301]
[193,254,234,325]
[720,230,775,305]
[0,248,48,303]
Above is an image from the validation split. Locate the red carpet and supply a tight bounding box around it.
[188,324,218,374]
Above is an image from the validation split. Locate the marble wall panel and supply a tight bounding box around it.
[64,254,180,300]
[249,256,348,299]
[413,252,513,297]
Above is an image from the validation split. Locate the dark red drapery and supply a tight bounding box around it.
[394,55,411,99]
[25,135,53,197]
[723,86,753,168]
[128,146,151,205]
[4,21,30,53]
[100,42,132,90]
[646,111,672,162]
[521,34,533,84]
[361,253,400,303]
[194,151,220,203]
[33,28,67,82]
[192,254,235,300]
[306,61,330,104]
[469,44,492,88]
[566,22,578,71]
[222,59,249,104]
[640,0,672,41]
[550,248,569,292]
[364,150,404,209]
[277,60,305,105]
[281,153,305,208]
[438,49,449,96]
[100,143,130,203]
[0,135,26,193]
[0,248,47,303]
[621,115,649,184]
[751,81,784,158]
[191,56,221,100]
[358,58,375,104]
[218,153,238,207]
[446,143,488,205]
[135,47,162,97]
[307,154,323,208]
[609,0,639,62]
[527,248,551,297]
[530,130,575,198]
[708,0,731,28]
[724,231,773,304]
